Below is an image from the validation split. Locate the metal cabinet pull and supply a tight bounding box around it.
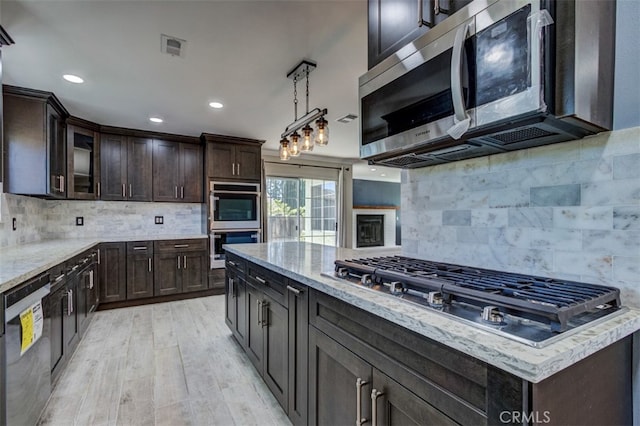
[129,184,132,198]
[237,163,240,176]
[174,244,189,248]
[255,276,266,284]
[54,273,66,283]
[228,260,237,267]
[177,256,181,269]
[175,186,178,199]
[97,182,101,198]
[148,258,152,272]
[60,175,65,192]
[257,300,263,325]
[417,0,433,27]
[122,183,126,197]
[228,278,235,298]
[89,270,94,289]
[181,186,184,199]
[133,246,147,251]
[434,0,448,15]
[183,255,187,269]
[286,285,302,295]
[356,378,368,426]
[232,163,236,176]
[97,249,101,265]
[371,389,384,426]
[67,289,74,315]
[261,301,268,327]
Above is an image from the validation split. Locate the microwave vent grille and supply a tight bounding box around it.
[483,127,558,146]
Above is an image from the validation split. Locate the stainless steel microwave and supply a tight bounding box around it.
[359,0,615,168]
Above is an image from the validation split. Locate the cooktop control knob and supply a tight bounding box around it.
[482,306,505,324]
[427,291,444,307]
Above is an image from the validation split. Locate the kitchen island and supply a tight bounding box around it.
[225,241,640,425]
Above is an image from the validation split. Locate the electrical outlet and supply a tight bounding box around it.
[76,217,84,226]
[155,216,164,225]
[12,217,17,231]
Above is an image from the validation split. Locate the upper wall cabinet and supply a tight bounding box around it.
[202,133,264,183]
[3,85,69,198]
[67,117,100,200]
[368,0,471,69]
[100,134,153,201]
[152,139,203,203]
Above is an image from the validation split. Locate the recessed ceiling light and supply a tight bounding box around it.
[149,117,163,123]
[370,168,377,172]
[209,102,224,109]
[380,173,386,177]
[63,74,84,84]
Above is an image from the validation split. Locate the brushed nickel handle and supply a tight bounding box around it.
[261,301,268,327]
[122,183,126,197]
[67,289,74,315]
[228,260,237,267]
[133,246,147,250]
[89,270,94,289]
[232,163,236,176]
[417,0,433,27]
[237,163,240,176]
[97,249,100,265]
[174,244,189,248]
[97,182,101,198]
[60,175,65,193]
[255,276,266,284]
[356,378,368,426]
[181,186,184,199]
[257,300,263,325]
[129,184,132,198]
[177,256,181,269]
[286,285,301,295]
[175,185,178,199]
[183,255,187,269]
[148,257,152,272]
[54,273,66,283]
[371,389,384,426]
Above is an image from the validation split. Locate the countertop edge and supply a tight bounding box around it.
[226,244,640,383]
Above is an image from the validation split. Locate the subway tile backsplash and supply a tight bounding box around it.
[402,127,640,308]
[0,193,205,248]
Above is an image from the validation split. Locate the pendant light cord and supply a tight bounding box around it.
[293,76,298,121]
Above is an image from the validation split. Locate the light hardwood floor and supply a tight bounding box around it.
[38,295,291,426]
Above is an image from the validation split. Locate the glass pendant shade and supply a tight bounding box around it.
[315,117,329,145]
[301,124,315,152]
[279,138,290,160]
[288,132,301,157]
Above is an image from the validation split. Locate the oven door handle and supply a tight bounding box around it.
[447,20,473,140]
[212,190,261,196]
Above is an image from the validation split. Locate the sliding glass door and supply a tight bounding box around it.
[266,177,337,246]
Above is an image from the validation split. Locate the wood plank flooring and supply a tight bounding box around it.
[38,296,291,426]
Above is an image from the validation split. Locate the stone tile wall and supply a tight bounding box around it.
[401,127,640,308]
[0,193,205,248]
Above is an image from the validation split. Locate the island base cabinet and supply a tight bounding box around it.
[245,283,265,374]
[308,326,372,426]
[225,268,247,348]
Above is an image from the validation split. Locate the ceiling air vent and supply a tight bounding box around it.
[336,114,358,124]
[161,34,186,58]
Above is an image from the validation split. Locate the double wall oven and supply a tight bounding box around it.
[209,181,261,269]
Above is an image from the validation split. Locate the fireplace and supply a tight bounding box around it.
[356,214,384,247]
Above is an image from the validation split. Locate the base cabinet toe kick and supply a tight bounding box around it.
[224,253,633,426]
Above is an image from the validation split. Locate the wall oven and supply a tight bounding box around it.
[210,229,260,268]
[359,0,615,167]
[209,181,261,230]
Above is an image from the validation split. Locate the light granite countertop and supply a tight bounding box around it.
[0,235,208,294]
[226,241,640,383]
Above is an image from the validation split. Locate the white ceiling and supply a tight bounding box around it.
[1,0,386,176]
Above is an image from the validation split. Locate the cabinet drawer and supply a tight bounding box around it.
[246,263,287,308]
[154,239,207,253]
[126,241,154,255]
[225,253,246,274]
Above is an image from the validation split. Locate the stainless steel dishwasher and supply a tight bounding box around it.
[3,273,51,426]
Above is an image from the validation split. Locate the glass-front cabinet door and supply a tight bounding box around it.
[67,122,100,200]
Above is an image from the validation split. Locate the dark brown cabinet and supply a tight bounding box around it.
[98,242,127,303]
[287,282,308,426]
[367,0,471,69]
[153,239,208,296]
[202,134,263,182]
[49,282,66,382]
[3,85,68,197]
[126,242,154,300]
[225,257,247,347]
[67,118,100,200]
[153,140,203,202]
[100,134,152,201]
[76,250,98,337]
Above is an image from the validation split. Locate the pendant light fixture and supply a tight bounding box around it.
[279,60,329,160]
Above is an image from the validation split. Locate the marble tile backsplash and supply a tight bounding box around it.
[0,193,205,248]
[402,127,640,308]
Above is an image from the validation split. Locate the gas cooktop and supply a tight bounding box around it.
[326,256,624,347]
